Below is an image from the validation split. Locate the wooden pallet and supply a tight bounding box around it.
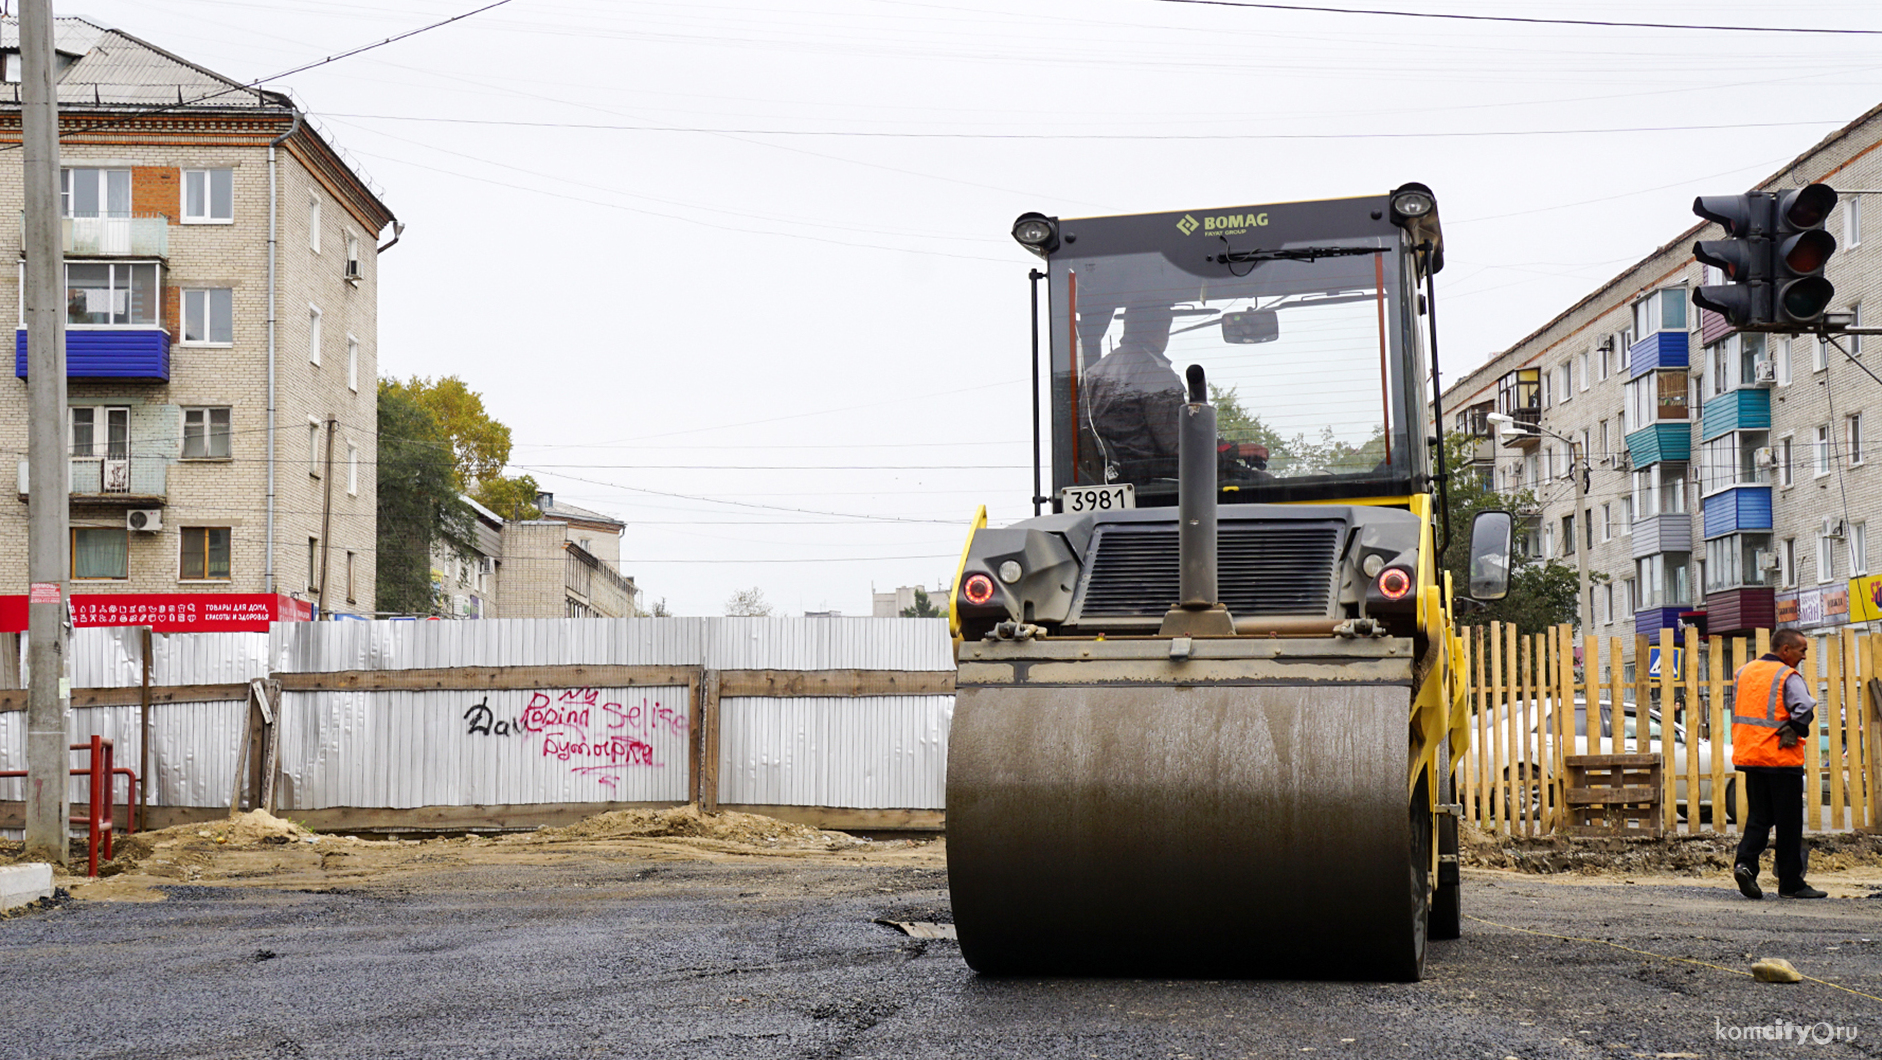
[1562,754,1663,837]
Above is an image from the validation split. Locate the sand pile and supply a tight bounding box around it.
[520,805,864,850]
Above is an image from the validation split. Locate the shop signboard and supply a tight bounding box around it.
[0,592,312,633]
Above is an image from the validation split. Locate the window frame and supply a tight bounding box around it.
[179,287,233,346]
[181,406,232,460]
[1779,433,1794,488]
[1816,424,1832,477]
[1854,521,1870,577]
[180,168,234,224]
[347,440,358,496]
[48,260,163,329]
[1851,412,1865,467]
[346,334,359,392]
[71,525,129,581]
[1847,194,1862,249]
[308,198,321,254]
[308,303,322,365]
[178,526,232,582]
[60,167,130,220]
[308,417,323,478]
[68,405,130,459]
[1818,531,1837,584]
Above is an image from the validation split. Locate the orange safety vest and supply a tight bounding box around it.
[1731,658,1805,769]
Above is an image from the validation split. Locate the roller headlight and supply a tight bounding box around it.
[962,572,997,606]
[1377,567,1413,601]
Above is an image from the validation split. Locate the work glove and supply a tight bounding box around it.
[1778,729,1800,750]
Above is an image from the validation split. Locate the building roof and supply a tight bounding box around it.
[540,497,625,531]
[1,17,276,109]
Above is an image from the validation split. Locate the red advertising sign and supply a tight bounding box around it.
[0,592,313,633]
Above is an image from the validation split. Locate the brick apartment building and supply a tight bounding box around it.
[1442,101,1882,670]
[0,17,394,627]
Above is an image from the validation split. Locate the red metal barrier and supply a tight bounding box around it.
[0,735,139,877]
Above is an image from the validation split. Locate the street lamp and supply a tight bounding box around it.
[1485,413,1594,634]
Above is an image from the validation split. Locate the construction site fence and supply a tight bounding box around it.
[1460,623,1882,838]
[0,618,954,834]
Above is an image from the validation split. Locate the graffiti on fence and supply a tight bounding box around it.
[463,688,688,787]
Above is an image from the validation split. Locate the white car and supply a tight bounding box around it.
[1474,699,1734,824]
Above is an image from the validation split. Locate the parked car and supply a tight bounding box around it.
[1473,699,1732,823]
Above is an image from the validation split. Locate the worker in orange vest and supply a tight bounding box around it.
[1731,629,1825,900]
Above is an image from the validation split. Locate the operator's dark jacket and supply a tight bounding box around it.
[1084,346,1185,483]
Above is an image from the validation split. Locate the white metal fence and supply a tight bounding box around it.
[0,618,954,832]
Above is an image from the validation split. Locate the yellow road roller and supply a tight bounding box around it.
[948,187,1514,981]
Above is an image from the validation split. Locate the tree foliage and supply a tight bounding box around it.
[1212,384,1387,476]
[385,375,513,490]
[473,473,542,521]
[1437,432,1584,635]
[376,382,473,615]
[899,587,943,618]
[725,587,774,617]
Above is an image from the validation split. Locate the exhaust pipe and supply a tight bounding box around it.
[1161,365,1237,638]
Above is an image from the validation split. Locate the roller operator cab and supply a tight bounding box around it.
[947,187,1514,981]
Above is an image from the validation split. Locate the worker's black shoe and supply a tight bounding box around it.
[1734,864,1763,899]
[1780,884,1827,899]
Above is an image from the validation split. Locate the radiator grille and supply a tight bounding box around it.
[1075,522,1343,619]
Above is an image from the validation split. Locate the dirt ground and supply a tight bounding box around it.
[5,810,1882,902]
[0,806,949,902]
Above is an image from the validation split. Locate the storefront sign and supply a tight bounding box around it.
[1849,574,1882,623]
[1796,589,1824,627]
[1776,592,1799,624]
[0,592,313,633]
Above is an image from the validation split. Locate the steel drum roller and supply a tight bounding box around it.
[947,679,1422,979]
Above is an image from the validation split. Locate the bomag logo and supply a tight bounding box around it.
[1178,211,1270,236]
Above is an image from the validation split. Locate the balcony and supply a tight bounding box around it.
[16,328,170,382]
[1631,513,1694,558]
[1634,606,1689,644]
[1704,588,1775,636]
[17,455,166,503]
[1628,329,1689,376]
[18,213,170,257]
[1702,486,1773,539]
[1625,422,1690,466]
[1699,388,1770,441]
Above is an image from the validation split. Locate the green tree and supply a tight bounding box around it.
[725,587,773,617]
[376,382,473,615]
[1438,431,1583,635]
[473,473,542,521]
[899,587,943,618]
[386,375,512,489]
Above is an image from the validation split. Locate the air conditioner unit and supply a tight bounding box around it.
[1757,549,1781,572]
[1515,502,1543,518]
[1753,359,1778,386]
[1822,517,1846,539]
[344,258,362,280]
[477,557,493,575]
[126,509,162,532]
[1753,446,1777,468]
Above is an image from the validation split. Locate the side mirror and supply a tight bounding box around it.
[1467,510,1513,601]
[1221,309,1279,344]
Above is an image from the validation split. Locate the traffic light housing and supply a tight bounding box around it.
[1773,183,1837,325]
[1690,184,1839,329]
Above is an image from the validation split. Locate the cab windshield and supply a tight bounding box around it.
[1060,240,1413,502]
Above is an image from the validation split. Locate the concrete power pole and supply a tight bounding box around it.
[21,0,69,864]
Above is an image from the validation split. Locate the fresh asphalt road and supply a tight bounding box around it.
[1,860,1879,1059]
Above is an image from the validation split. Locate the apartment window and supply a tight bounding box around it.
[1524,451,1539,485]
[180,527,231,581]
[1813,334,1829,372]
[1624,370,1689,429]
[1705,534,1773,591]
[1561,514,1576,555]
[1779,338,1794,385]
[308,537,320,593]
[308,304,322,364]
[181,169,233,223]
[1847,195,1862,248]
[1619,328,1633,370]
[1578,350,1590,391]
[1542,524,1554,560]
[72,527,128,580]
[1779,435,1794,488]
[0,53,18,83]
[1558,362,1572,403]
[1584,507,1594,550]
[1783,537,1797,588]
[1818,531,1837,584]
[1541,371,1552,409]
[347,335,359,392]
[1601,502,1613,543]
[346,551,357,604]
[69,406,129,458]
[1632,287,1688,336]
[1816,424,1832,476]
[347,441,358,496]
[1623,495,1634,532]
[1851,413,1865,466]
[308,199,321,253]
[1854,522,1869,576]
[1636,552,1692,609]
[60,168,129,218]
[1601,582,1614,625]
[308,419,322,477]
[1853,303,1863,357]
[182,407,231,459]
[63,262,159,326]
[181,288,233,344]
[1622,577,1637,614]
[1598,341,1611,381]
[1598,419,1610,464]
[345,234,360,281]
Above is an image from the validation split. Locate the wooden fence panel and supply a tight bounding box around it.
[1709,634,1728,834]
[1474,626,1488,829]
[1492,621,1507,835]
[1609,636,1626,758]
[1842,629,1866,831]
[1684,626,1700,834]
[1659,627,1676,832]
[1805,640,1824,831]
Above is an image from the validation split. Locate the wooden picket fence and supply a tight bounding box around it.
[1460,623,1882,837]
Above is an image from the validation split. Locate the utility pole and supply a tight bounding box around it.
[21,0,69,864]
[1569,439,1593,635]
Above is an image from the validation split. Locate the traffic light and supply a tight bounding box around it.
[1690,184,1841,330]
[1692,193,1767,327]
[1772,183,1838,325]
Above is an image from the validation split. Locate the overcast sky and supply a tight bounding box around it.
[67,0,1882,615]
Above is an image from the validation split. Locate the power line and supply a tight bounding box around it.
[1142,0,1882,36]
[325,112,1849,140]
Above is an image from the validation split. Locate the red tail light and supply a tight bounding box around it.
[1377,567,1413,600]
[962,572,997,606]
